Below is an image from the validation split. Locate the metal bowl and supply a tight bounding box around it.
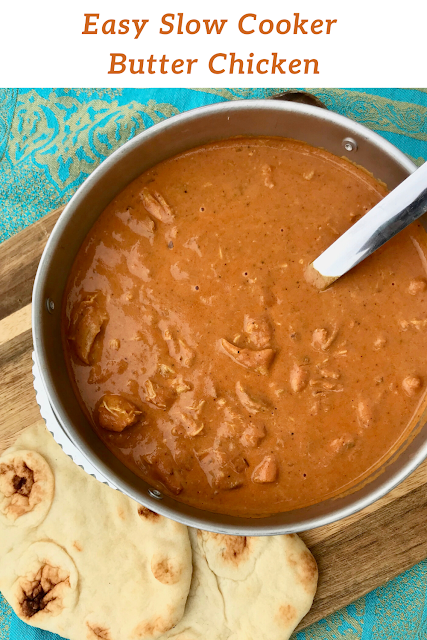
[32,99,427,535]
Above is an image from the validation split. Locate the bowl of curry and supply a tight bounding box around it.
[32,99,427,534]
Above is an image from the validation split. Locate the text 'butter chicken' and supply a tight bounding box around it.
[63,137,427,516]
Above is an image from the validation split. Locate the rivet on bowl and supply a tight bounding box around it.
[148,488,163,500]
[342,137,358,152]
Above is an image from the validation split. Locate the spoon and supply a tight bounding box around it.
[306,161,427,290]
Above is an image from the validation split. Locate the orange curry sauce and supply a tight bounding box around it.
[63,138,427,516]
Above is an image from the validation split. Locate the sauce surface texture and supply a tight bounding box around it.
[63,137,427,516]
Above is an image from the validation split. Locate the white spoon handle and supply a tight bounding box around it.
[309,161,427,289]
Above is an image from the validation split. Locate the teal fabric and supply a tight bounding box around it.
[0,87,426,639]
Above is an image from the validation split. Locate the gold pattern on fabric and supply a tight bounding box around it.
[61,88,124,98]
[0,595,11,640]
[309,89,427,142]
[9,91,179,191]
[369,561,427,638]
[292,598,365,639]
[407,155,425,167]
[194,87,282,100]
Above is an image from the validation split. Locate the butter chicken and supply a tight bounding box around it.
[63,137,427,516]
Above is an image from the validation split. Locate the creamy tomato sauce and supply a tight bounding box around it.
[63,137,427,516]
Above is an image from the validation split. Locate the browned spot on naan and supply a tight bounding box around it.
[276,603,298,626]
[206,533,251,563]
[138,505,160,521]
[86,622,112,640]
[134,613,174,638]
[299,549,318,591]
[17,565,71,619]
[151,557,182,585]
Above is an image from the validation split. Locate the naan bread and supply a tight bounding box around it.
[0,423,192,640]
[162,529,317,640]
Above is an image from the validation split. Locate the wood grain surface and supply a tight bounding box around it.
[1,206,427,631]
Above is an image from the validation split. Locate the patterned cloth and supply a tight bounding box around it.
[0,88,426,639]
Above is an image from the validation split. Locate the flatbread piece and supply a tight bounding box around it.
[0,423,192,640]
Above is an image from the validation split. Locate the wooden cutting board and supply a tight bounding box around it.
[2,207,427,631]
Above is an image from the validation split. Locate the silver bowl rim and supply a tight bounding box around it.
[32,98,426,535]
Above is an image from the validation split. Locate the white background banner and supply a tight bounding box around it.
[2,0,427,87]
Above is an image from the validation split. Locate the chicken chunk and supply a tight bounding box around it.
[330,435,356,454]
[172,399,205,436]
[69,294,108,365]
[169,376,193,395]
[98,394,142,432]
[175,412,204,437]
[408,279,427,295]
[374,335,387,350]
[199,449,245,491]
[311,327,338,351]
[318,368,340,380]
[140,188,174,224]
[290,363,309,392]
[158,363,175,378]
[240,424,266,448]
[357,400,373,429]
[243,315,273,348]
[144,450,183,494]
[220,339,275,375]
[235,382,269,414]
[261,164,275,189]
[143,380,177,410]
[216,420,240,443]
[252,456,277,483]
[402,375,423,397]
[160,325,195,367]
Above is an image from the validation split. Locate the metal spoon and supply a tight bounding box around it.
[306,161,427,290]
